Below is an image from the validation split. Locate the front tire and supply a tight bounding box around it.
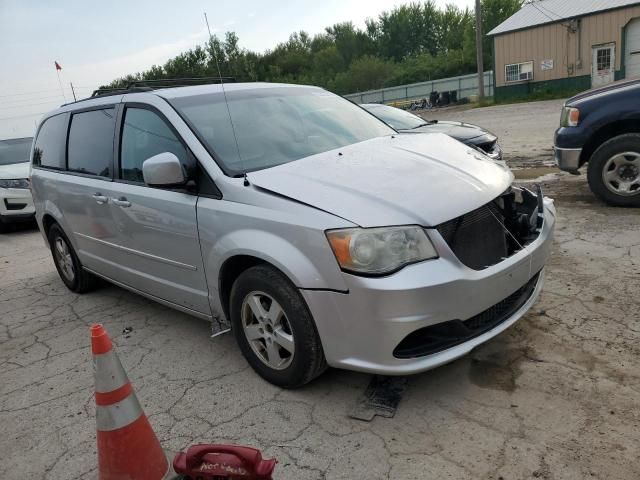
[48,223,98,293]
[229,265,327,388]
[587,134,640,207]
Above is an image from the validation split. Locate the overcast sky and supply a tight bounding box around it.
[0,0,475,139]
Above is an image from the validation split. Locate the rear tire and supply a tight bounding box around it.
[48,223,98,293]
[587,134,640,207]
[229,264,327,388]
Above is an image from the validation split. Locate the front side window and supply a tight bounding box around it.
[169,86,394,175]
[68,109,115,177]
[32,114,67,169]
[120,108,188,183]
[505,61,533,83]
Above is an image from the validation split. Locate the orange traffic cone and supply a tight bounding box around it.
[91,324,170,480]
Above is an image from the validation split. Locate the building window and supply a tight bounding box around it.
[596,48,612,72]
[505,61,533,83]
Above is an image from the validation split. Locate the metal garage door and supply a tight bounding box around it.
[625,18,640,79]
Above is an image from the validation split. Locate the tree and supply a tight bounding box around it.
[103,0,523,95]
[333,55,395,94]
[325,22,374,65]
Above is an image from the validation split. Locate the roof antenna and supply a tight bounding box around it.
[204,12,247,184]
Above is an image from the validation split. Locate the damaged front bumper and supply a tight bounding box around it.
[302,192,555,375]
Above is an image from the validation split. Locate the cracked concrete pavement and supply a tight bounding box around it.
[2,172,638,480]
[1,98,640,479]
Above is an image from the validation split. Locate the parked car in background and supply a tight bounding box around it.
[554,79,640,206]
[0,137,35,230]
[361,103,503,160]
[31,82,554,388]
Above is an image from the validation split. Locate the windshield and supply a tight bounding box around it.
[364,105,427,130]
[0,137,33,166]
[170,86,394,174]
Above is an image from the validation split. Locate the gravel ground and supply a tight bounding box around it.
[420,98,566,167]
[2,100,640,479]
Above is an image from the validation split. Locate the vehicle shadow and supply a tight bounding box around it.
[0,219,38,235]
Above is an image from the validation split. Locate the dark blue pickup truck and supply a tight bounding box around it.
[554,79,640,206]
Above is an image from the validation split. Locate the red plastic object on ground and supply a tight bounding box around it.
[173,444,277,479]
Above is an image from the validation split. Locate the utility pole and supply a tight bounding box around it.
[475,0,485,101]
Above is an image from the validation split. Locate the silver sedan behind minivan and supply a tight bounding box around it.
[31,83,555,387]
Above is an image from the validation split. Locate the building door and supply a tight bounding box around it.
[625,18,640,79]
[592,43,615,88]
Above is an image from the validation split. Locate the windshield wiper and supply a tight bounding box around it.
[408,122,432,129]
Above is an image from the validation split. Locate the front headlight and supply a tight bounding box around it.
[326,226,438,275]
[560,106,580,127]
[0,178,30,189]
[486,143,502,160]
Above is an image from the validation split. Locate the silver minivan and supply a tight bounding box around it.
[31,83,555,387]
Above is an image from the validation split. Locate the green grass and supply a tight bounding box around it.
[475,88,586,108]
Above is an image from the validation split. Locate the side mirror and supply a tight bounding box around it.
[142,152,186,187]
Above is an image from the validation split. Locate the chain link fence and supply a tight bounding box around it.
[344,71,494,105]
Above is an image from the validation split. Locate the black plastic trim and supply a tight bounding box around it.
[298,287,349,294]
[393,271,541,359]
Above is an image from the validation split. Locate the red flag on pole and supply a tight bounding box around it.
[54,61,62,71]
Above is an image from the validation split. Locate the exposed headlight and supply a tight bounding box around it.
[486,143,503,160]
[0,178,30,189]
[560,106,580,127]
[326,226,438,275]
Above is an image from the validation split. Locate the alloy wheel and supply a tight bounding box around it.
[54,236,75,282]
[241,291,295,370]
[602,151,640,196]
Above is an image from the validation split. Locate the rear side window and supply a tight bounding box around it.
[68,108,115,177]
[120,108,188,183]
[32,114,67,169]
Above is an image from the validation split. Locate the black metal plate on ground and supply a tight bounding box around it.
[349,375,408,421]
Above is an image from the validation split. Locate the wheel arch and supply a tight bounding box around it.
[207,229,347,322]
[41,213,57,238]
[581,119,640,166]
[218,255,269,322]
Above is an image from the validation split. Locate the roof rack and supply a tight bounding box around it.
[89,76,236,98]
[55,77,237,107]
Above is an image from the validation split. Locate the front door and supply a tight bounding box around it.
[106,104,210,315]
[592,43,615,88]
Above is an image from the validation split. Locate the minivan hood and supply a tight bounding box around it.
[248,133,513,227]
[0,161,29,180]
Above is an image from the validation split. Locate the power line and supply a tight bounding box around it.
[0,111,46,121]
[0,93,67,105]
[0,99,65,110]
[0,88,69,98]
[535,1,565,21]
[525,0,572,29]
[526,1,560,24]
[0,85,99,99]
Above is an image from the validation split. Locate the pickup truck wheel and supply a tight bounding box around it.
[229,265,327,388]
[48,224,99,293]
[587,134,640,206]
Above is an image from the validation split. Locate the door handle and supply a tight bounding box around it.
[92,193,108,204]
[112,197,131,208]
